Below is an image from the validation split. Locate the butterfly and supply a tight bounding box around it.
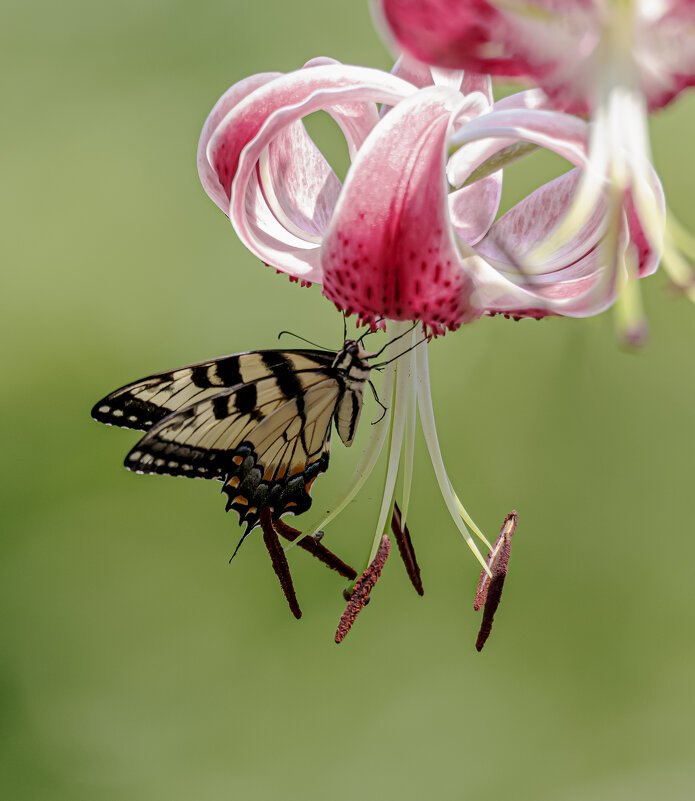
[91,338,386,550]
[91,325,422,617]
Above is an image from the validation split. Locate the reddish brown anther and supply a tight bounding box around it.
[259,508,302,620]
[474,510,517,651]
[274,519,358,580]
[335,534,391,643]
[391,502,423,596]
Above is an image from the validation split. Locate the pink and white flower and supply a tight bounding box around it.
[198,56,661,331]
[379,0,695,331]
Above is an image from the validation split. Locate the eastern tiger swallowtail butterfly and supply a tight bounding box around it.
[91,340,376,546]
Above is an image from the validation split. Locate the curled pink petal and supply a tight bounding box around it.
[210,65,414,202]
[201,64,416,281]
[625,180,666,278]
[263,121,342,239]
[197,72,280,213]
[451,108,589,171]
[472,169,636,318]
[476,170,605,272]
[448,175,501,247]
[321,87,479,330]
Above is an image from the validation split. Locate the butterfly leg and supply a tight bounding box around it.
[259,508,302,619]
[367,380,388,425]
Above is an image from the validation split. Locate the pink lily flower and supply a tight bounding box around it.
[197,56,661,630]
[379,0,693,333]
[198,55,661,330]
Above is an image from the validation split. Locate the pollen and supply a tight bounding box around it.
[474,510,517,652]
[335,534,391,643]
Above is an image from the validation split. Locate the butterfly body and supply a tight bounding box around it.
[92,340,373,535]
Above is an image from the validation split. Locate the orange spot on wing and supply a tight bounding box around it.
[227,475,240,488]
[233,495,249,506]
[232,455,243,466]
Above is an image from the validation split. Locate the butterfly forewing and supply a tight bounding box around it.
[91,349,335,432]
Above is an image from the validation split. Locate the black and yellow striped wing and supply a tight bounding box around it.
[91,350,335,433]
[91,349,340,532]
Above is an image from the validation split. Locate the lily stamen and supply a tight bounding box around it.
[335,534,391,643]
[391,502,423,596]
[259,508,302,620]
[474,510,518,652]
[274,518,357,580]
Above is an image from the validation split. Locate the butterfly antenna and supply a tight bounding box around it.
[342,311,347,343]
[370,321,419,359]
[277,331,332,350]
[371,335,428,369]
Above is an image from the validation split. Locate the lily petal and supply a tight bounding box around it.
[321,86,480,329]
[380,0,531,76]
[471,166,661,317]
[208,64,416,281]
[198,72,281,214]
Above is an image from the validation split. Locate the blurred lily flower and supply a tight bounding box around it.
[197,55,661,634]
[379,0,693,338]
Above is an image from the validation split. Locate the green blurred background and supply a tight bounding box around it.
[3,2,695,799]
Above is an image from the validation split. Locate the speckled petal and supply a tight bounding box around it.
[321,86,480,329]
[471,167,663,318]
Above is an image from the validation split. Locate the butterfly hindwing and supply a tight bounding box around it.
[91,349,335,432]
[221,380,340,530]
